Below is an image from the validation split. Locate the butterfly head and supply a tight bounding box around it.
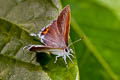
[64,47,69,53]
[56,47,74,66]
[63,47,70,53]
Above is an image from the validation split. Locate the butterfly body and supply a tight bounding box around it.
[25,5,74,65]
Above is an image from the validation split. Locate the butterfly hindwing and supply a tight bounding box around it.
[29,45,62,52]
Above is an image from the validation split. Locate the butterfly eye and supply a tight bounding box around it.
[65,48,68,52]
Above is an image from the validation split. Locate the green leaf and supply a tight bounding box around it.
[0,0,61,32]
[0,0,78,80]
[62,0,120,80]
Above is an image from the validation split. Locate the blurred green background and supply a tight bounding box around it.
[62,0,120,80]
[0,0,120,80]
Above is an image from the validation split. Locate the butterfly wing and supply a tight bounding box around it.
[41,5,71,48]
[28,45,63,52]
[57,5,71,46]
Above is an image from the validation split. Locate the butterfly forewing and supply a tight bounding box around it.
[57,5,71,46]
[41,5,71,48]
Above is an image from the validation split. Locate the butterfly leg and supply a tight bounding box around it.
[67,55,73,64]
[69,53,75,58]
[63,55,68,68]
[54,55,61,63]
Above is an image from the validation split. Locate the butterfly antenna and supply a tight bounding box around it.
[68,36,85,47]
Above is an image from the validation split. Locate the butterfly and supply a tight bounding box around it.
[24,5,76,65]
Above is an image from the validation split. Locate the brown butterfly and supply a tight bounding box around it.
[24,5,76,65]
